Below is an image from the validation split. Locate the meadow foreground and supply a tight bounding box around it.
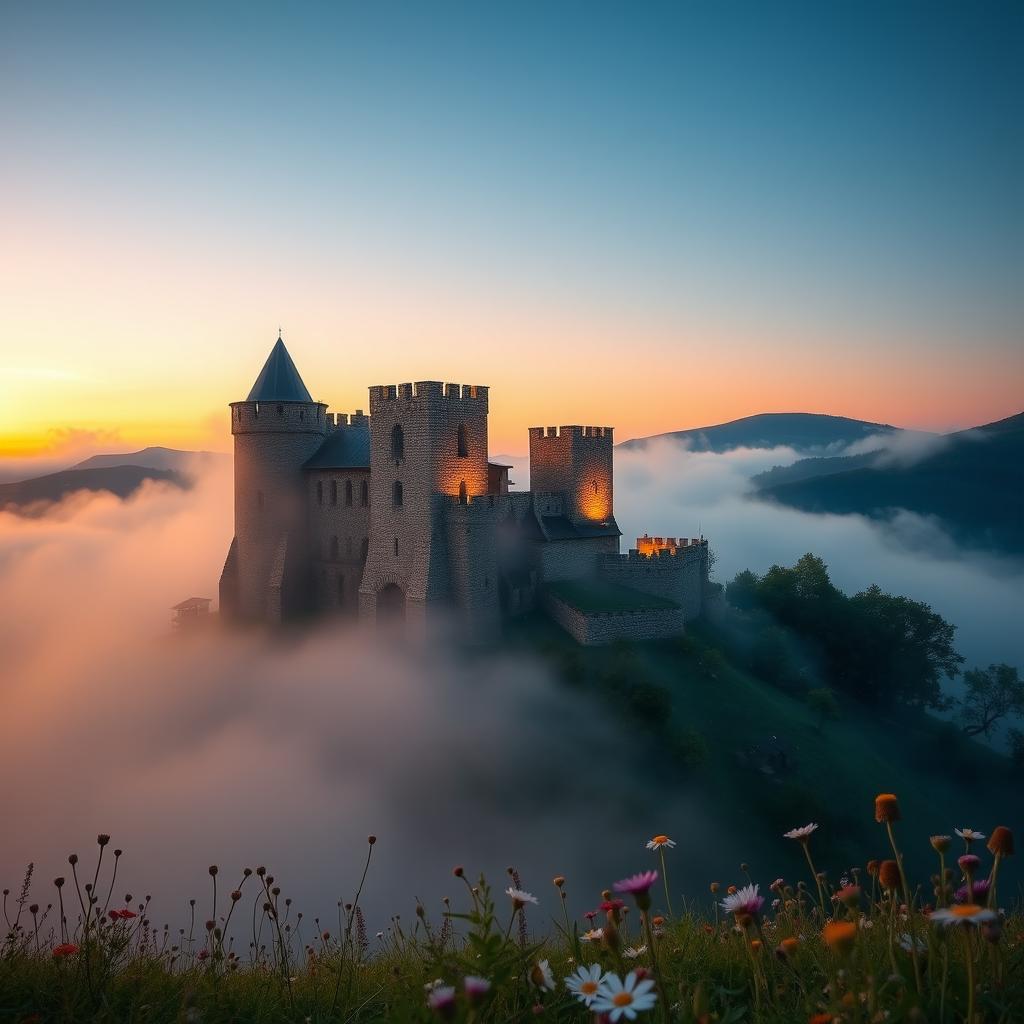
[1,795,1020,1023]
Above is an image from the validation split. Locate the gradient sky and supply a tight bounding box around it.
[1,0,1021,457]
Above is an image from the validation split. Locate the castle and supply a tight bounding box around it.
[219,337,709,644]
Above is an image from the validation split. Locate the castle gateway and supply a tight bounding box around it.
[219,337,708,644]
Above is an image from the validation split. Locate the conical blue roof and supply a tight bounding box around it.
[247,337,314,402]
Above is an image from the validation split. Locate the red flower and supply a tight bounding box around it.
[197,949,209,961]
[110,908,138,920]
[52,943,79,957]
[599,899,625,913]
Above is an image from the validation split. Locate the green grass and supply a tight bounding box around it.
[545,579,680,613]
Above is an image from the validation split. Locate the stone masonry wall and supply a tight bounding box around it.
[307,469,371,614]
[543,592,685,645]
[598,542,708,620]
[538,536,619,581]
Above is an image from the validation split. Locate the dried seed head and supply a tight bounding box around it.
[988,826,1014,857]
[553,876,565,888]
[68,854,78,866]
[368,835,377,845]
[97,834,110,847]
[209,866,218,877]
[54,877,64,888]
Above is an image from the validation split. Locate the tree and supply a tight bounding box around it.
[846,585,962,710]
[725,569,760,611]
[958,664,1024,738]
[806,687,840,732]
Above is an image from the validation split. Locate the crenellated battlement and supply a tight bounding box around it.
[326,409,368,429]
[635,534,707,557]
[368,381,489,409]
[528,425,613,442]
[230,399,328,435]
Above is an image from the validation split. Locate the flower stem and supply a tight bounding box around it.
[659,849,674,919]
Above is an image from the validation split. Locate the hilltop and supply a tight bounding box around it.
[756,412,1024,555]
[0,465,188,514]
[618,412,898,454]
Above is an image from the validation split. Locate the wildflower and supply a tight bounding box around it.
[750,939,762,952]
[835,885,861,909]
[613,871,659,910]
[866,860,879,877]
[709,882,720,894]
[822,921,857,957]
[878,860,901,891]
[464,976,491,1002]
[52,943,79,958]
[580,928,605,942]
[776,936,800,959]
[651,915,665,927]
[427,985,456,1016]
[874,793,901,823]
[565,963,606,1005]
[600,898,625,913]
[425,979,446,992]
[553,875,566,888]
[623,944,648,959]
[809,1015,834,1024]
[929,904,998,928]
[720,883,764,921]
[645,835,676,850]
[954,828,985,845]
[593,971,658,1021]
[530,960,555,991]
[784,823,819,841]
[954,880,991,904]
[958,853,981,873]
[197,949,209,961]
[505,887,538,908]
[584,910,598,922]
[109,908,138,921]
[930,835,952,853]
[987,826,1014,856]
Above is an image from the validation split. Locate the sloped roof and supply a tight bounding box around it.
[304,421,371,470]
[247,337,314,402]
[538,514,621,541]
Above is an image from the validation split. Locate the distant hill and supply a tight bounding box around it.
[758,412,1024,554]
[0,465,188,515]
[619,412,899,454]
[73,446,227,473]
[752,451,882,489]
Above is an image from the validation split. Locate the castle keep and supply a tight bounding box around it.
[219,337,709,643]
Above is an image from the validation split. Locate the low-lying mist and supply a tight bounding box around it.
[1,440,1020,934]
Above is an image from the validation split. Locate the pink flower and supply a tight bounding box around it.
[613,870,659,910]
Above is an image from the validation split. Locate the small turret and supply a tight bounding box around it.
[221,335,328,623]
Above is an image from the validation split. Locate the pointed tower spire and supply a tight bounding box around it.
[246,335,314,402]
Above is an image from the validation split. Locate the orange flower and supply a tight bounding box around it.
[750,939,762,952]
[878,860,901,890]
[988,826,1014,856]
[52,943,79,957]
[874,793,901,823]
[809,1014,834,1024]
[779,936,800,957]
[652,915,665,927]
[823,921,857,956]
[866,859,880,876]
[727,885,737,895]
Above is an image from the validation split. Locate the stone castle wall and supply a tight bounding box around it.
[307,469,371,614]
[528,425,614,526]
[359,382,490,628]
[227,399,328,623]
[598,542,708,620]
[543,592,685,646]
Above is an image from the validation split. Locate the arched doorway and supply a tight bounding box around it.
[377,583,405,621]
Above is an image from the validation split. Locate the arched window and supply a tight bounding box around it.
[360,537,369,560]
[457,423,468,457]
[393,537,399,556]
[458,480,467,505]
[299,409,304,421]
[393,481,403,507]
[360,479,369,507]
[330,535,339,560]
[331,480,338,506]
[391,424,404,461]
[317,480,323,506]
[345,479,353,506]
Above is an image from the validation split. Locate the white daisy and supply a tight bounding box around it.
[565,963,607,1005]
[505,887,538,906]
[580,928,605,942]
[783,823,819,841]
[645,835,676,850]
[530,959,555,991]
[898,933,928,953]
[954,828,985,842]
[929,905,997,928]
[623,944,648,959]
[593,971,658,1021]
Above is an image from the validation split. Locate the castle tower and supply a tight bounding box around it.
[359,381,492,631]
[529,425,615,526]
[219,336,327,623]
